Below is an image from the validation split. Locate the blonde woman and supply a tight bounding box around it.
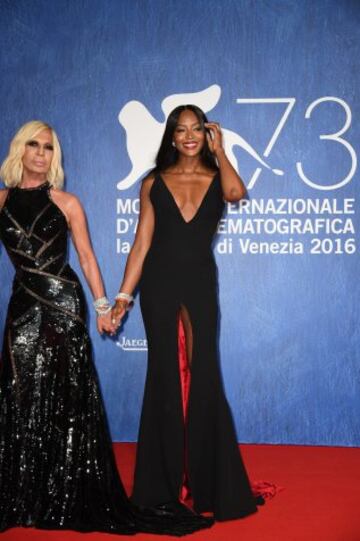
[0,121,211,535]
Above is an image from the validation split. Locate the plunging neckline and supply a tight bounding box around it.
[158,172,218,225]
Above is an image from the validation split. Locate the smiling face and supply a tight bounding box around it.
[173,109,206,157]
[22,129,54,180]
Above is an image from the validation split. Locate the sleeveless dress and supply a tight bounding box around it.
[0,182,211,535]
[133,173,259,521]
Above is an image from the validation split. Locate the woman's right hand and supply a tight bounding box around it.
[97,311,117,335]
[111,300,128,332]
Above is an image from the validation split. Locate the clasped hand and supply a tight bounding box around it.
[97,300,128,336]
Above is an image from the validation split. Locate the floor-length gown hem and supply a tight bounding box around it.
[0,181,212,536]
[133,173,260,521]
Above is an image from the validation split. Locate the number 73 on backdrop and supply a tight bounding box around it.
[236,97,356,191]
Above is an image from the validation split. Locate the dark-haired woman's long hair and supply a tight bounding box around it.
[151,105,218,175]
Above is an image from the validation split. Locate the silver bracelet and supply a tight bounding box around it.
[93,296,111,316]
[115,292,134,304]
[96,305,111,317]
[93,296,110,309]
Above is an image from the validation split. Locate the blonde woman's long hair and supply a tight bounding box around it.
[0,120,64,188]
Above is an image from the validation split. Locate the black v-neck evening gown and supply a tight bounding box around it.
[0,182,211,535]
[133,173,259,521]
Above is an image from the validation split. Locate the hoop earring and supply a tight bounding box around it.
[172,141,176,147]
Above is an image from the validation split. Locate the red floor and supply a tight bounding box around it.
[1,443,360,541]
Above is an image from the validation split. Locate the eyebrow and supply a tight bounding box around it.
[176,122,202,127]
[26,139,53,145]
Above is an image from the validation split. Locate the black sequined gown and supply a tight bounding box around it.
[0,182,212,535]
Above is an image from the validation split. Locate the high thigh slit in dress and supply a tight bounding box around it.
[132,173,259,521]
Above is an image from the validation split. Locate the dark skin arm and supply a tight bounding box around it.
[205,122,247,202]
[111,175,155,325]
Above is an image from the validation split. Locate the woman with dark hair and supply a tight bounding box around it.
[112,105,263,520]
[0,120,211,535]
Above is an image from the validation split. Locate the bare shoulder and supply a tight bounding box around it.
[142,172,155,186]
[0,188,9,211]
[49,189,85,226]
[141,173,156,195]
[50,189,83,211]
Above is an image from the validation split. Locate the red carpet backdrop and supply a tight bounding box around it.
[0,0,359,445]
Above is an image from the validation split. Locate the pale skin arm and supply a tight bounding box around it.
[205,122,247,202]
[0,189,9,212]
[111,176,155,326]
[50,190,114,335]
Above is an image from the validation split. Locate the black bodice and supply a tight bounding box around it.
[0,182,68,273]
[146,173,224,265]
[0,182,86,325]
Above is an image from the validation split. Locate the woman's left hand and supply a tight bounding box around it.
[97,312,117,335]
[205,122,224,155]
